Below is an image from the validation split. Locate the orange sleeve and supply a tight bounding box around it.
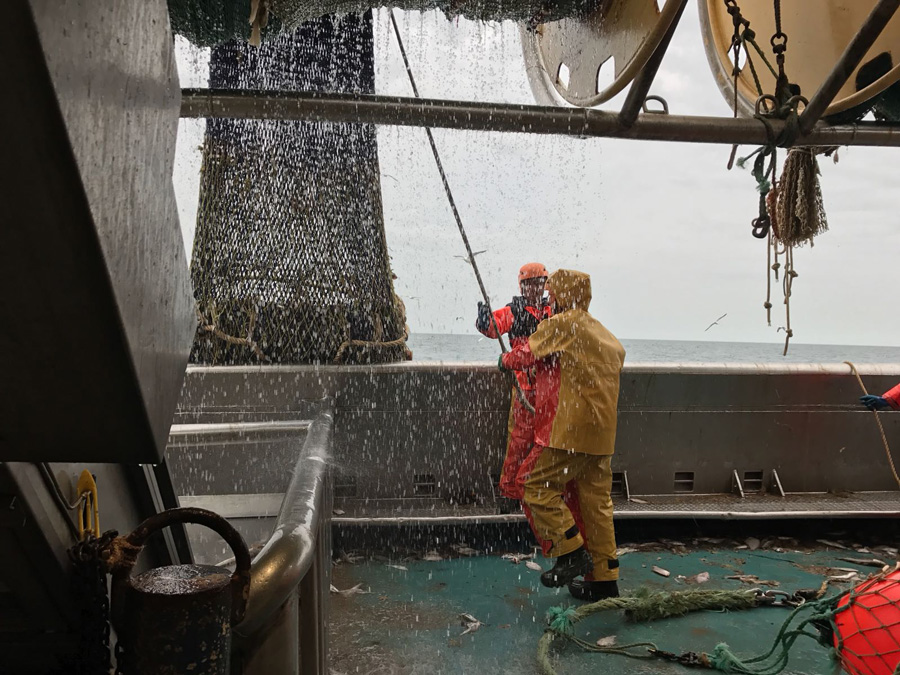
[501,342,537,371]
[884,382,900,410]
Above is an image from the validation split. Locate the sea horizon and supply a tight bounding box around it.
[406,333,900,364]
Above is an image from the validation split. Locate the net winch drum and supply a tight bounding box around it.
[520,0,685,107]
[699,0,900,119]
[109,507,251,675]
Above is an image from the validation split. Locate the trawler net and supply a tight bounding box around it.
[189,13,410,365]
[168,0,596,46]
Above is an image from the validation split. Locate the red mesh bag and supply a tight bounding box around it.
[833,568,900,675]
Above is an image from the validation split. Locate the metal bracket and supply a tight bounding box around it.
[642,95,670,115]
[771,469,786,498]
[732,470,745,499]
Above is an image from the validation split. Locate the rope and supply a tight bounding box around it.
[844,361,900,490]
[388,11,534,413]
[781,246,795,355]
[197,306,270,363]
[708,596,840,675]
[536,588,760,675]
[333,332,410,364]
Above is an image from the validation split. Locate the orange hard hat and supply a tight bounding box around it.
[519,262,549,282]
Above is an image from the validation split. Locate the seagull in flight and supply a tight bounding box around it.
[705,313,728,332]
[453,250,486,266]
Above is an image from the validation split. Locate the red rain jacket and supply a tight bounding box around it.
[885,382,900,410]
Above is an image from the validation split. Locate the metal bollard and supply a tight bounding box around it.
[108,507,251,674]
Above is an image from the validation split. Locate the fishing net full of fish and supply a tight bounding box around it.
[190,12,410,365]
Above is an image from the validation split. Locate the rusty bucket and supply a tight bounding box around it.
[109,507,251,674]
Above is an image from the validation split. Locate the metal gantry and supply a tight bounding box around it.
[181,87,900,147]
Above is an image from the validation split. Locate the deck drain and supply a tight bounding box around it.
[334,474,357,498]
[673,471,695,493]
[743,470,764,493]
[414,473,436,496]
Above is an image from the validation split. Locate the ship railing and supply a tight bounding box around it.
[228,406,333,675]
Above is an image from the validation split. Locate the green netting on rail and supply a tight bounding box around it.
[189,13,410,365]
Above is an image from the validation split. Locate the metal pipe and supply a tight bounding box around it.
[185,361,900,377]
[618,0,688,128]
[235,409,332,636]
[387,12,534,414]
[169,420,311,436]
[181,88,900,147]
[332,508,900,523]
[799,0,900,134]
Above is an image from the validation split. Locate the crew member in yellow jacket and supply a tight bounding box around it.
[500,269,625,601]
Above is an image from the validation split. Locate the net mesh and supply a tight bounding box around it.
[189,13,411,365]
[167,0,595,47]
[832,569,900,675]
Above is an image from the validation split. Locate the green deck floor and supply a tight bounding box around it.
[329,547,878,674]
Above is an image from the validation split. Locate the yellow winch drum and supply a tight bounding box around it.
[699,0,900,119]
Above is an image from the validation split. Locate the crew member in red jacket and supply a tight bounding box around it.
[476,263,552,501]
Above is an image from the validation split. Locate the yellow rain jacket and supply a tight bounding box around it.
[503,269,625,455]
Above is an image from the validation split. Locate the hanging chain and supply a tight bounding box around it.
[67,530,118,675]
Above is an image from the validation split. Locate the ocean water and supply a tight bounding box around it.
[406,333,900,364]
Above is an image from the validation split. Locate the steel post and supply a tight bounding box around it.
[618,0,688,128]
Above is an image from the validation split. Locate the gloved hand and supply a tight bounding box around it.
[476,301,492,332]
[498,355,508,372]
[860,395,891,411]
[509,296,527,315]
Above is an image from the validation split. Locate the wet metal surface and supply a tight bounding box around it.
[2,0,193,463]
[132,564,231,596]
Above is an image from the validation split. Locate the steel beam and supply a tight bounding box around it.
[799,0,900,134]
[182,88,900,147]
[618,0,688,128]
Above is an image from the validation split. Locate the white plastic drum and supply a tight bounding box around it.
[520,0,685,108]
[699,0,900,118]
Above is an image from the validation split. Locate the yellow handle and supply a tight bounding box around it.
[76,470,99,540]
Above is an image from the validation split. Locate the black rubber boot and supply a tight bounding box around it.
[540,547,594,588]
[567,579,620,602]
[497,498,518,515]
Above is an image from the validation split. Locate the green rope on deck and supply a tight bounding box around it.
[708,596,840,675]
[537,588,760,675]
[546,605,577,635]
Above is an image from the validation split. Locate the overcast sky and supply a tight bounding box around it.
[174,3,900,347]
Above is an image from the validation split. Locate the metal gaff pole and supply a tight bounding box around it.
[388,11,534,413]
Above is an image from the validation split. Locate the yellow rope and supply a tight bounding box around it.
[845,361,900,490]
[333,333,409,364]
[197,306,270,363]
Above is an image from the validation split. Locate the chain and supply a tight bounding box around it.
[68,530,118,674]
[115,642,128,675]
[648,648,714,668]
[753,587,809,608]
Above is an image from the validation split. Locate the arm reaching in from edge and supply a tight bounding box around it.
[861,382,900,411]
